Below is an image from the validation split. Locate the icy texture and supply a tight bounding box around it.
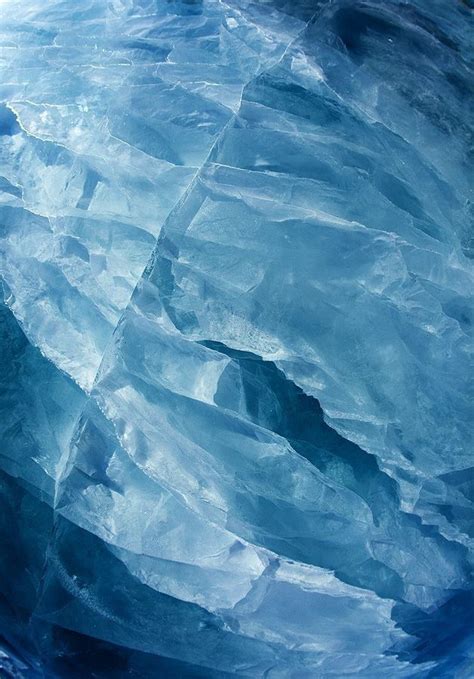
[0,0,473,677]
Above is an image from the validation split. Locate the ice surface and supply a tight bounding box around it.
[0,0,473,677]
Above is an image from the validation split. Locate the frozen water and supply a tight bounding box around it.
[0,0,473,677]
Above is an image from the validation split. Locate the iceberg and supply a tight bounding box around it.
[0,0,472,676]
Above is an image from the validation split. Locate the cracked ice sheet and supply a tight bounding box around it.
[0,0,308,391]
[0,0,473,676]
[63,2,473,672]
